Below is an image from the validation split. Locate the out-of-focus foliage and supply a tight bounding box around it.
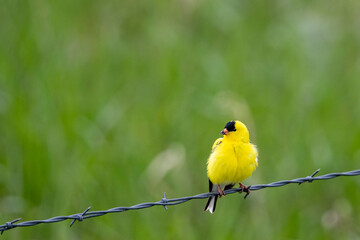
[1,0,360,239]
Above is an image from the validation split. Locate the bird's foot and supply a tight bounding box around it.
[239,183,251,199]
[217,185,225,197]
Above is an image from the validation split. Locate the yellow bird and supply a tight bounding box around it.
[204,120,258,213]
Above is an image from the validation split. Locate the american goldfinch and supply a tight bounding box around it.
[204,120,258,214]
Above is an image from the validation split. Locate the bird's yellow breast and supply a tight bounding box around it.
[207,138,258,185]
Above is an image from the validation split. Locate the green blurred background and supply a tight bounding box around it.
[1,0,360,239]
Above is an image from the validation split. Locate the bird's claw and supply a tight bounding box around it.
[243,187,251,199]
[239,183,251,199]
[218,185,226,197]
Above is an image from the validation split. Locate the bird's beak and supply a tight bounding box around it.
[220,128,229,135]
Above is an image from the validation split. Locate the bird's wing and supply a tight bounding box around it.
[211,138,223,152]
[208,179,213,192]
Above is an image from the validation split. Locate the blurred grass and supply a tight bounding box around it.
[1,0,360,239]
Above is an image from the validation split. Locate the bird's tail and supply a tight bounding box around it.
[204,195,218,214]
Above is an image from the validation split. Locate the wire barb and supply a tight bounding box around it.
[160,192,169,210]
[311,169,321,177]
[0,169,359,235]
[299,168,321,185]
[243,186,251,199]
[70,207,91,227]
[0,218,21,235]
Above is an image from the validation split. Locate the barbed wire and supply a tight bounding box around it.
[1,168,360,235]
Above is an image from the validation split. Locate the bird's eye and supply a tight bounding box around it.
[224,121,236,132]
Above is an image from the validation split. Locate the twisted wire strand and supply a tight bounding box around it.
[1,169,359,234]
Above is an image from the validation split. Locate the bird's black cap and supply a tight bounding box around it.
[224,121,236,132]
